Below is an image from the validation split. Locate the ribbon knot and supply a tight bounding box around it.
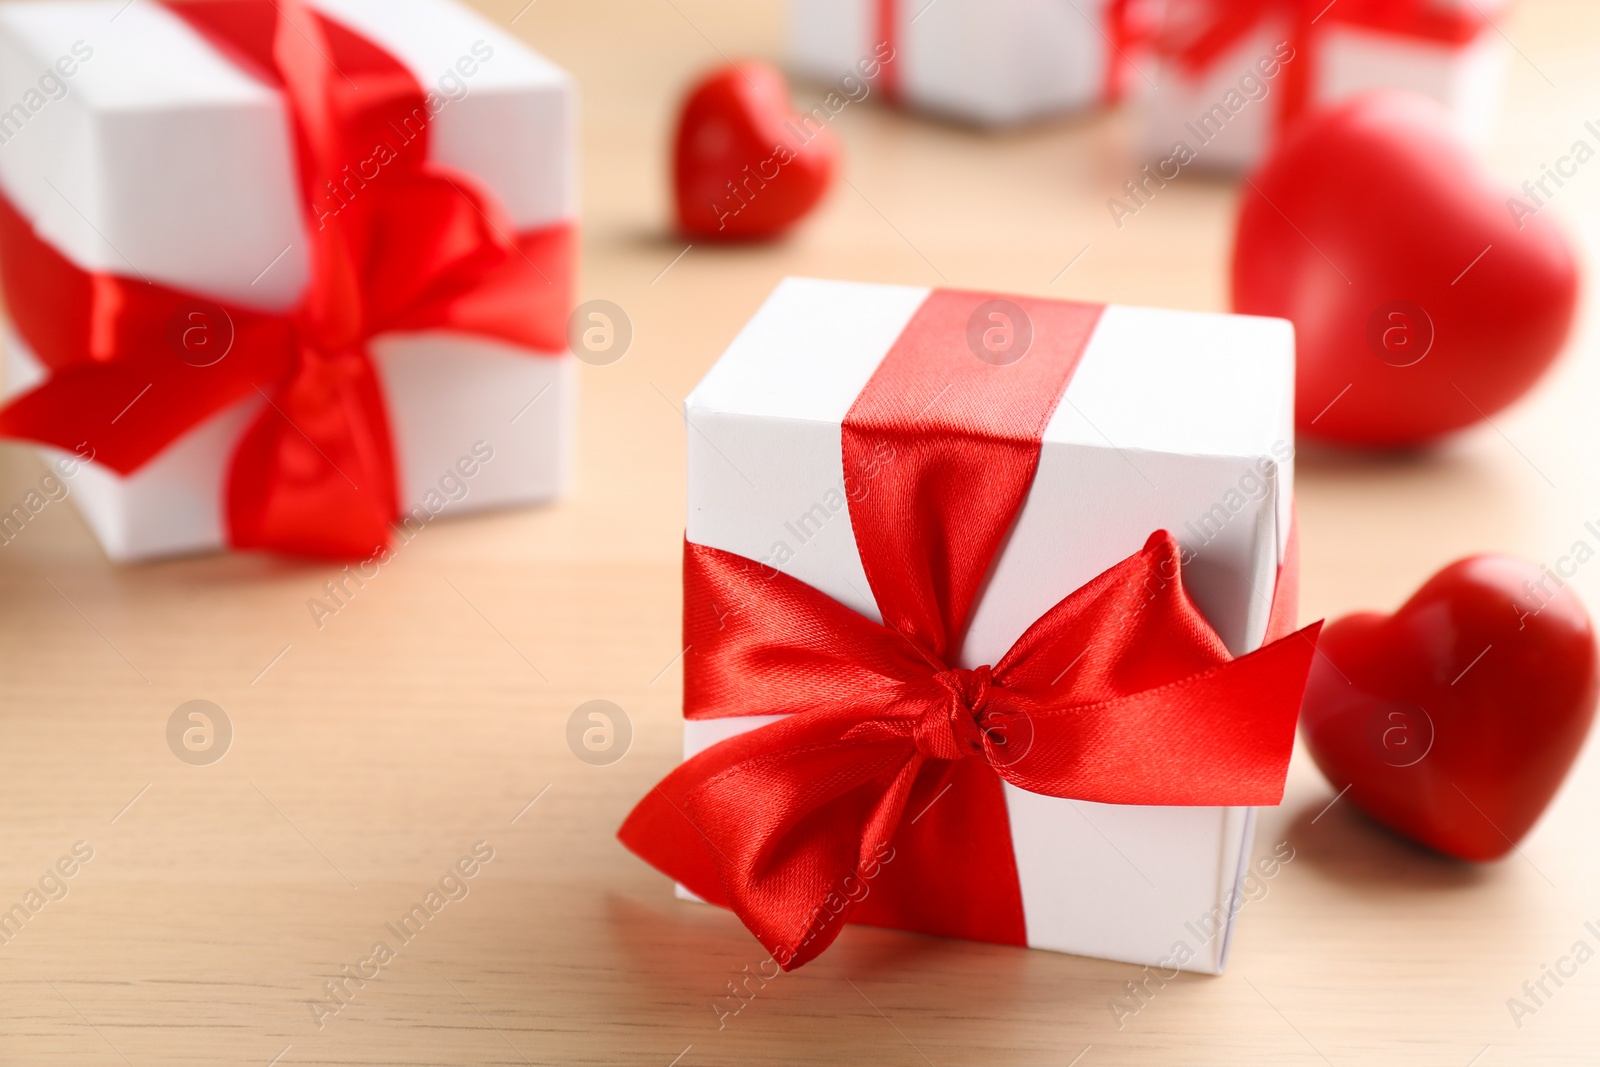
[297,296,363,357]
[918,666,994,761]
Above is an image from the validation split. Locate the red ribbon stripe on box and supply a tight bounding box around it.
[1157,0,1496,132]
[619,289,1320,971]
[0,0,572,559]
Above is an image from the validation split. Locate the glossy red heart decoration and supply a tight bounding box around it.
[673,61,838,241]
[1301,556,1598,861]
[1233,91,1579,447]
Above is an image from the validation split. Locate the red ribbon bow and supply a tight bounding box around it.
[620,290,1321,970]
[0,0,572,558]
[1157,0,1495,132]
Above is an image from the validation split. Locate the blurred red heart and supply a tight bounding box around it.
[1301,556,1598,861]
[673,61,838,240]
[1233,91,1579,447]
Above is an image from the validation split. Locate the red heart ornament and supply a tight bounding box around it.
[1301,556,1598,861]
[1233,91,1579,447]
[673,61,838,241]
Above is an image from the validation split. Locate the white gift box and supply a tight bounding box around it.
[789,0,1133,127]
[1140,2,1508,171]
[678,277,1295,973]
[0,0,576,561]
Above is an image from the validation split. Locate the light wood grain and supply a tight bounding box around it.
[3,0,1600,1063]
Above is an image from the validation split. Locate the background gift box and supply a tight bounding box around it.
[0,0,577,561]
[789,0,1155,127]
[1139,0,1510,171]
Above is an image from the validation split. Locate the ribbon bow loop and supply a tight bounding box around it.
[625,536,1319,971]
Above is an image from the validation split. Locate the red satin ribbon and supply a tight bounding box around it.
[872,0,1150,106]
[620,289,1320,970]
[0,0,572,559]
[1157,0,1493,132]
[874,0,901,100]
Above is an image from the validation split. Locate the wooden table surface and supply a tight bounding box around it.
[4,0,1600,1063]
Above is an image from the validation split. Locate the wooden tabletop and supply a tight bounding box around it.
[4,0,1600,1063]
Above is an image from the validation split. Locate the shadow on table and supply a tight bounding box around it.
[1294,437,1444,472]
[1280,792,1497,892]
[601,885,1149,1034]
[1292,435,1520,502]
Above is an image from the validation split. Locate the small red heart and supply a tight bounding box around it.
[673,61,838,241]
[1301,556,1598,861]
[1233,91,1579,447]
